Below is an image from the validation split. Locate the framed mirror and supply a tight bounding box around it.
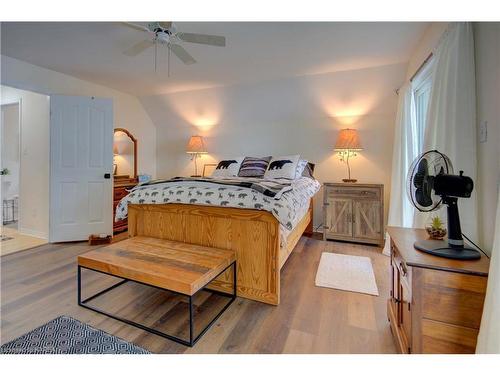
[113,128,137,181]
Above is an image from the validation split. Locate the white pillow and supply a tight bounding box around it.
[264,154,301,180]
[295,159,308,178]
[211,157,244,178]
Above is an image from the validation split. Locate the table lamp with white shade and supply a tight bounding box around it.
[186,135,208,177]
[334,128,363,183]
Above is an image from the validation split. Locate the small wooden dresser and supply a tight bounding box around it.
[387,227,490,354]
[113,178,137,234]
[323,183,384,245]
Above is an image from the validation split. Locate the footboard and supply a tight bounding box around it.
[127,204,281,305]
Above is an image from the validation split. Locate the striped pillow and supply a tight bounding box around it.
[238,156,272,178]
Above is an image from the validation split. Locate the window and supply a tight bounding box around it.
[397,58,434,228]
[411,60,434,154]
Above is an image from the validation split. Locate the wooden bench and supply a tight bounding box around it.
[77,236,236,346]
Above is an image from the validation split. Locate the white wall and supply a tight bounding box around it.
[1,86,50,238]
[474,23,500,253]
[143,63,407,228]
[1,55,157,178]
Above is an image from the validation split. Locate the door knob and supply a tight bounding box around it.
[104,173,111,179]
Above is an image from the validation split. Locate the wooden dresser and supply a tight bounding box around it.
[387,227,490,354]
[113,179,137,234]
[323,183,384,245]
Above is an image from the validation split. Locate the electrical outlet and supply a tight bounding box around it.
[479,121,488,143]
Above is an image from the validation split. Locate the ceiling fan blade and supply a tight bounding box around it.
[121,22,151,33]
[123,40,154,56]
[169,44,196,65]
[177,32,226,47]
[158,22,172,29]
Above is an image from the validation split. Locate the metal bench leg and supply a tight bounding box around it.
[189,295,194,346]
[188,261,237,346]
[77,261,236,347]
[233,261,237,298]
[77,265,81,305]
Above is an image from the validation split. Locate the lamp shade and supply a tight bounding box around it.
[334,128,363,151]
[186,135,207,154]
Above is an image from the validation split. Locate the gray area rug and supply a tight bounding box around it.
[0,316,150,354]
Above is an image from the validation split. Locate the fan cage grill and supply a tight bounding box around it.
[406,150,454,212]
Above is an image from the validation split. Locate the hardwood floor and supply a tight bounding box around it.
[0,234,396,353]
[0,225,47,257]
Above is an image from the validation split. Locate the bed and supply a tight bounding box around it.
[115,175,320,305]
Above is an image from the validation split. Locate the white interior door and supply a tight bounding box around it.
[50,95,113,242]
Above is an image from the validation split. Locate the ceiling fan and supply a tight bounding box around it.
[121,22,226,74]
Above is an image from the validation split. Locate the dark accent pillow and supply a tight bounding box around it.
[302,162,316,179]
[238,156,272,178]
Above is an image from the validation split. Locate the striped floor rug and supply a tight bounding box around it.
[0,316,150,354]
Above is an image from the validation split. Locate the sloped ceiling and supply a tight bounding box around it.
[1,22,428,96]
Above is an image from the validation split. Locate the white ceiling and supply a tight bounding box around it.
[1,22,428,96]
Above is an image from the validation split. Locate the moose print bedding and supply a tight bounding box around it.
[115,176,320,243]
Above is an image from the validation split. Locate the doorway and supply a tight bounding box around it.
[1,88,49,256]
[1,103,20,230]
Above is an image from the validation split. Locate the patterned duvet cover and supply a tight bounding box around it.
[115,176,320,246]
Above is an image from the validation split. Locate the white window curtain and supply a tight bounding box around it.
[387,84,418,228]
[476,188,500,353]
[382,84,418,255]
[384,22,478,256]
[414,22,478,241]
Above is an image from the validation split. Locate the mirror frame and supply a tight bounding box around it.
[114,127,138,180]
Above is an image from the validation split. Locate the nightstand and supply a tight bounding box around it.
[323,183,384,245]
[113,178,138,234]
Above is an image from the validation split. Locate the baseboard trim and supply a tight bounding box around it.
[18,227,48,240]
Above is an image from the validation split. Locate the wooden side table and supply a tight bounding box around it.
[323,183,384,245]
[386,227,489,353]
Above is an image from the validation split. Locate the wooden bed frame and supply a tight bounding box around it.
[127,202,313,305]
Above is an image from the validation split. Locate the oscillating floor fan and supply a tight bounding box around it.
[407,150,480,260]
